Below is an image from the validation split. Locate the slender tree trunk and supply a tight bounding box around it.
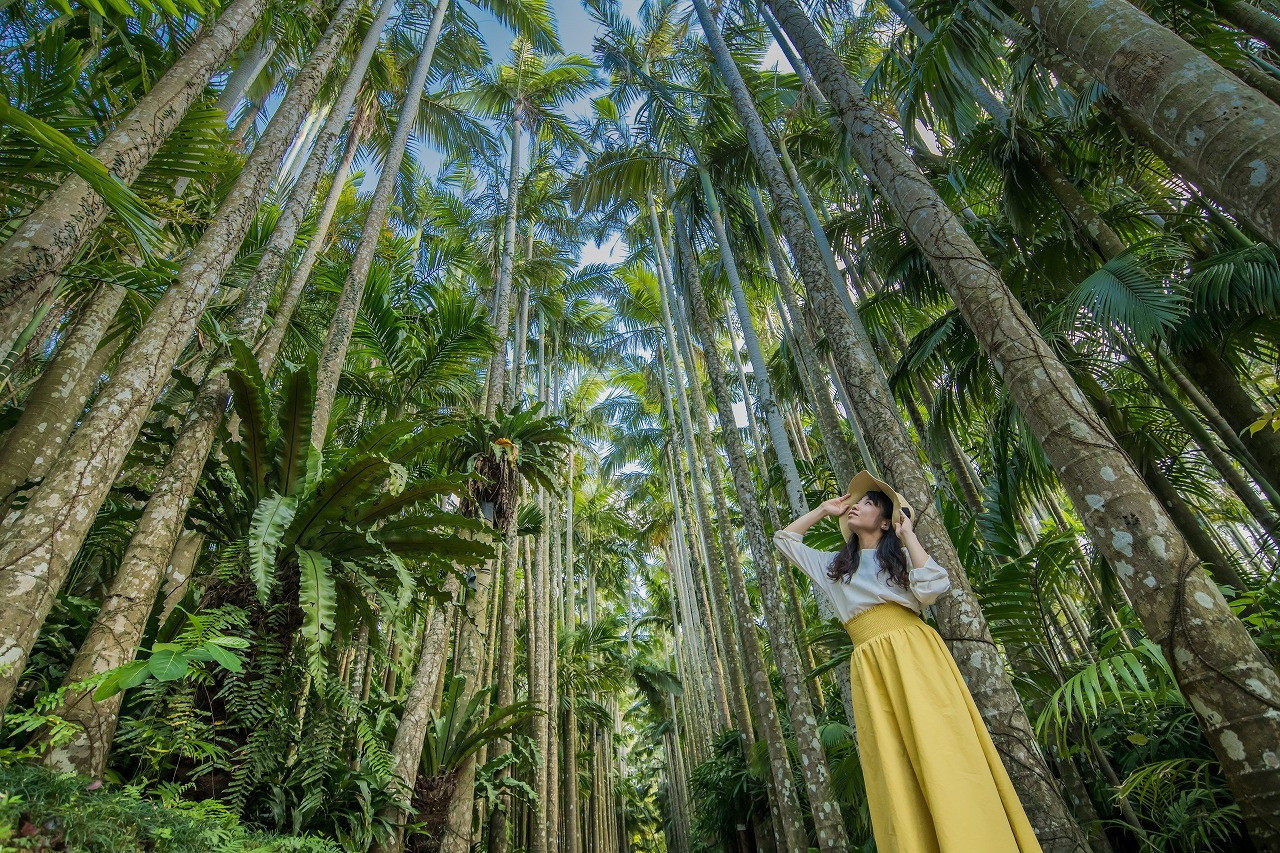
[312,0,450,446]
[256,115,366,371]
[380,578,458,853]
[0,0,362,715]
[40,0,395,771]
[1221,0,1280,50]
[697,170,807,518]
[216,37,275,117]
[546,492,562,853]
[672,203,830,852]
[486,532,520,853]
[767,0,1280,842]
[0,285,124,502]
[485,116,523,418]
[1008,0,1280,248]
[531,492,551,853]
[747,185,854,484]
[718,3,1095,849]
[507,287,531,408]
[1180,346,1280,488]
[0,0,270,353]
[650,195,755,740]
[439,548,499,853]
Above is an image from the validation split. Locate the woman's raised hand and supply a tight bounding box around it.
[819,497,847,517]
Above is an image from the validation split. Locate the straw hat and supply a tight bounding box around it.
[838,471,914,542]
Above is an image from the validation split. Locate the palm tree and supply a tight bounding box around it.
[459,40,596,417]
[758,2,1280,842]
[312,0,454,447]
[0,0,272,355]
[0,0,364,713]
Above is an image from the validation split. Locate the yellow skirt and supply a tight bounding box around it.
[844,603,1042,853]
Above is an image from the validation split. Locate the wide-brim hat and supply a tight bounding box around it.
[838,471,913,542]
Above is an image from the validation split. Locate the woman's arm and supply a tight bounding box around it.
[784,497,845,536]
[775,498,845,588]
[895,512,951,604]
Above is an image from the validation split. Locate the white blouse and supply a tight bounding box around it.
[773,530,952,622]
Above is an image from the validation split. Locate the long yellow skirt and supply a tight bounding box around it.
[844,603,1042,853]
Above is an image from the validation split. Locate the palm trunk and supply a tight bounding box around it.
[1008,0,1280,248]
[697,169,807,519]
[672,203,830,852]
[0,285,124,502]
[507,287,531,408]
[546,492,563,853]
[40,1,395,771]
[530,494,551,853]
[650,204,754,739]
[747,184,855,484]
[216,37,275,117]
[766,0,1280,842]
[312,0,450,446]
[380,578,458,853]
[256,115,365,371]
[439,548,501,853]
[484,117,523,418]
[0,0,270,353]
[712,2,1094,848]
[485,534,520,853]
[0,0,362,715]
[1179,346,1280,488]
[1221,0,1280,51]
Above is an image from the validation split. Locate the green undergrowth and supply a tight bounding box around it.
[0,764,340,853]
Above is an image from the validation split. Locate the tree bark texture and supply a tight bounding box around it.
[0,285,124,502]
[0,0,270,353]
[1009,0,1280,248]
[765,0,1280,842]
[0,0,362,714]
[312,0,450,446]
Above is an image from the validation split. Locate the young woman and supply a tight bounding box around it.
[776,471,1042,853]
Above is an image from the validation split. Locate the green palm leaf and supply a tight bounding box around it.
[296,547,337,675]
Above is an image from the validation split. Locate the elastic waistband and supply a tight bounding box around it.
[843,603,923,647]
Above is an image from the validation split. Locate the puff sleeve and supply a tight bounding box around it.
[909,556,952,605]
[773,530,835,589]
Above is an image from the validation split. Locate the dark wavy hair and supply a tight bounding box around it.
[826,490,910,588]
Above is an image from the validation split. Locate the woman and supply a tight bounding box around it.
[776,471,1042,853]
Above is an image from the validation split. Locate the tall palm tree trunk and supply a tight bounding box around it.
[546,491,563,852]
[704,2,1093,849]
[750,186,854,484]
[696,170,807,518]
[0,0,271,353]
[438,554,499,853]
[0,285,124,502]
[256,112,367,372]
[380,576,458,853]
[765,0,1280,842]
[672,203,834,852]
[649,196,755,739]
[0,0,362,715]
[484,117,523,418]
[216,37,275,118]
[41,0,397,773]
[485,536,521,853]
[1178,346,1280,488]
[1009,0,1280,248]
[533,489,553,853]
[312,0,450,446]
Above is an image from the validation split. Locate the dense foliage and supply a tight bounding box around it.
[2,0,1280,850]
